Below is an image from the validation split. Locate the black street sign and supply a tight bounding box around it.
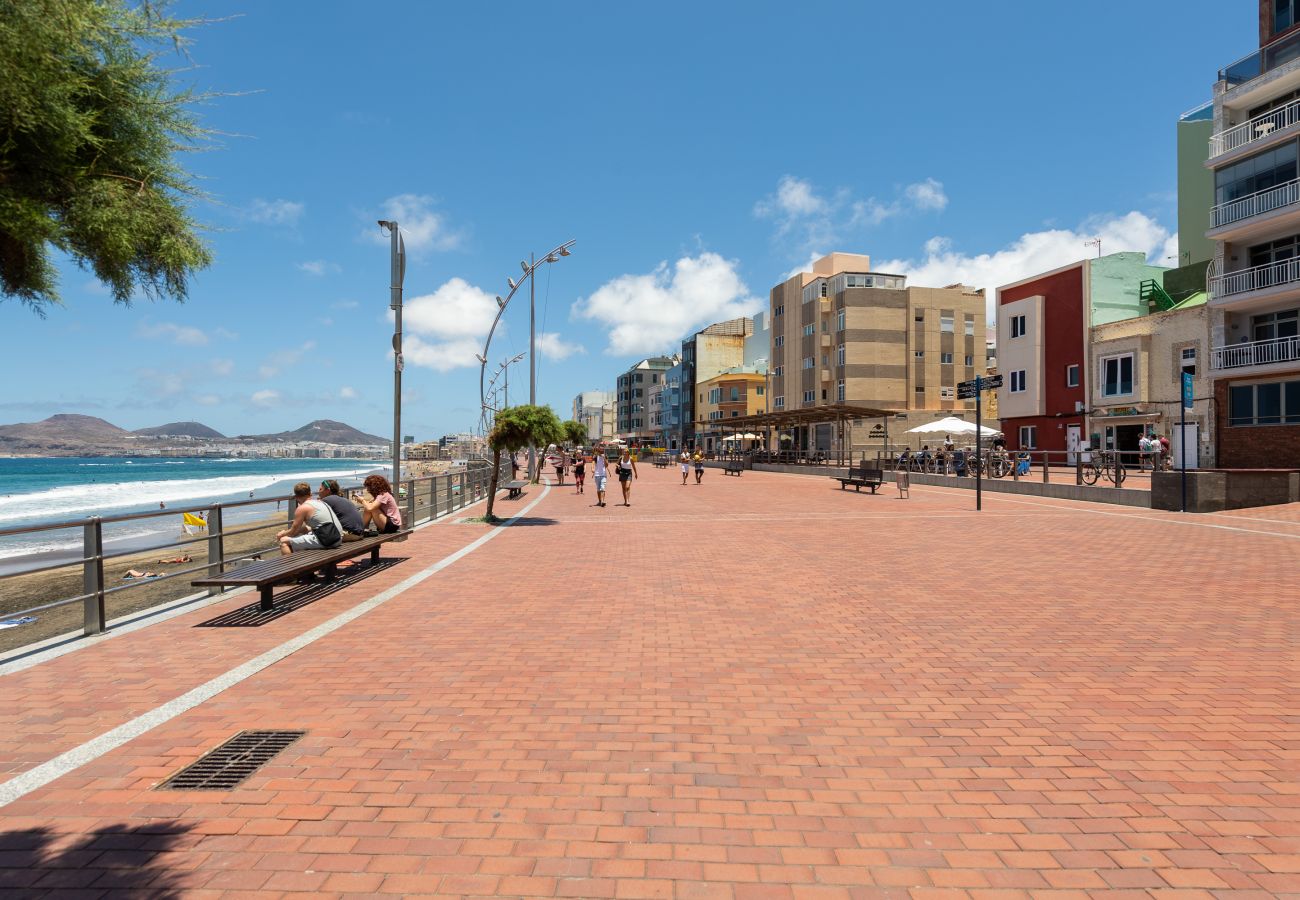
[982,374,1003,389]
[956,385,979,400]
[957,374,1002,400]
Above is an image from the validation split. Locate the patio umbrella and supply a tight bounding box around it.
[905,416,1001,437]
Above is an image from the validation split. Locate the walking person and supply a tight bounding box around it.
[692,449,705,484]
[573,449,586,494]
[1138,433,1152,471]
[593,447,610,507]
[1158,433,1171,471]
[615,447,638,506]
[679,449,690,485]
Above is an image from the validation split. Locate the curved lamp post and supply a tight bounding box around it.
[477,239,575,479]
[479,351,526,432]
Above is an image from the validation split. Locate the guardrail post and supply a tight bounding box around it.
[458,472,467,509]
[82,517,105,635]
[1075,452,1083,486]
[404,479,416,527]
[1042,451,1049,483]
[206,504,224,596]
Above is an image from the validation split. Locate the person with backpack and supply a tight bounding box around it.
[277,482,344,555]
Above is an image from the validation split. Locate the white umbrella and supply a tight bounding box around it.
[905,416,1001,437]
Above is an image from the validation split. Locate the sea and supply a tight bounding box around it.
[0,456,386,575]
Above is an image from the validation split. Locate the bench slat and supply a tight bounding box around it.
[192,533,407,587]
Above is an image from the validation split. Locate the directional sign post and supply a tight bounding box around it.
[956,375,1003,511]
[1180,371,1194,512]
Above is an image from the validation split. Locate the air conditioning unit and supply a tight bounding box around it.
[1075,401,1085,413]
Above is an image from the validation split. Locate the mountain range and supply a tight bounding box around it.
[0,414,386,455]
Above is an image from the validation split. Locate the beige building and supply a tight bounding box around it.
[572,390,615,443]
[695,367,767,452]
[768,252,989,452]
[1088,298,1214,467]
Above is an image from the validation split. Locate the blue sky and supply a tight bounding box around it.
[1,1,1251,440]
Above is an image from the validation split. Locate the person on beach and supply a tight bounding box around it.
[572,449,586,494]
[692,449,704,484]
[593,447,609,507]
[277,482,344,555]
[318,479,365,542]
[679,449,690,484]
[359,474,403,534]
[615,448,638,506]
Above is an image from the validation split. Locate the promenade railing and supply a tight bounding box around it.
[0,457,509,650]
[873,448,1161,487]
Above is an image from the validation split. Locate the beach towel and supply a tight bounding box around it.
[0,616,37,630]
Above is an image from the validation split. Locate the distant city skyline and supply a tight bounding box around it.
[0,1,1249,439]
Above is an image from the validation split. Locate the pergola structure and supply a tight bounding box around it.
[699,403,900,462]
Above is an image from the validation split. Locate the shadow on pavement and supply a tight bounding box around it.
[195,557,407,627]
[0,822,194,896]
[505,517,558,527]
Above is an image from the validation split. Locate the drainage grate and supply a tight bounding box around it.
[158,730,305,790]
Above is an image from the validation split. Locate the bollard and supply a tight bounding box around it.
[1075,452,1083,486]
[206,505,224,596]
[82,517,106,635]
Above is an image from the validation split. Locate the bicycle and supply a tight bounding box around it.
[1080,450,1127,486]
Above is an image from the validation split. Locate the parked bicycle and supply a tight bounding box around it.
[1080,449,1127,486]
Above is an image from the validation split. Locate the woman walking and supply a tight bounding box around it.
[573,449,586,494]
[615,448,638,506]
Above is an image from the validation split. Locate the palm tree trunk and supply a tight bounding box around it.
[486,447,501,520]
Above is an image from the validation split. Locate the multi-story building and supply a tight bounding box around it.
[995,252,1166,456]
[658,360,686,449]
[572,390,615,443]
[695,366,768,452]
[1088,297,1214,467]
[680,318,754,448]
[1205,1,1300,466]
[616,356,676,444]
[768,252,989,453]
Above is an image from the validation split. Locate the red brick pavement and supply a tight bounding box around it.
[1,469,1297,898]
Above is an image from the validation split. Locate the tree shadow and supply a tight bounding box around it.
[0,822,194,896]
[506,517,558,527]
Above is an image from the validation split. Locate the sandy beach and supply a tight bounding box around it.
[0,513,285,655]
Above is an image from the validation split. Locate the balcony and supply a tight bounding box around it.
[1209,97,1300,159]
[1211,256,1300,302]
[1219,29,1300,89]
[1209,178,1300,235]
[820,333,831,348]
[1210,334,1300,370]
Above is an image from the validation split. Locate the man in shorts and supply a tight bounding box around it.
[593,448,609,507]
[692,449,705,484]
[679,449,690,484]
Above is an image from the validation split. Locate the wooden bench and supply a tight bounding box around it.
[501,480,528,499]
[193,531,410,612]
[834,463,884,493]
[723,460,743,476]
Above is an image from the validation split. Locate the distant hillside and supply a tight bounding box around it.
[249,419,386,445]
[134,421,226,439]
[0,414,134,452]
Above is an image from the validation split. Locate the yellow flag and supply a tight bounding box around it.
[182,512,207,529]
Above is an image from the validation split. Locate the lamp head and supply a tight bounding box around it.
[558,246,572,257]
[507,277,516,291]
[496,296,505,308]
[520,261,529,273]
[377,220,395,234]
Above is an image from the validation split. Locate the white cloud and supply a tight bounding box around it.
[298,260,341,276]
[404,335,485,373]
[211,358,235,376]
[756,175,949,253]
[246,198,304,226]
[875,211,1174,322]
[258,341,317,380]
[536,332,584,361]
[339,386,357,399]
[573,252,763,356]
[368,194,462,253]
[137,322,209,346]
[251,389,280,407]
[398,277,500,372]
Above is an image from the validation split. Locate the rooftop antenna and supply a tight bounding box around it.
[1084,237,1102,258]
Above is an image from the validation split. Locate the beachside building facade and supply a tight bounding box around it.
[1205,1,1300,466]
[768,252,990,454]
[572,391,615,443]
[996,252,1167,457]
[616,356,676,445]
[679,318,754,449]
[694,367,768,453]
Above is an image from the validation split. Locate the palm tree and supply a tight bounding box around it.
[485,405,562,521]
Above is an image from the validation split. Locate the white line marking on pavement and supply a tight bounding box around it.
[0,481,552,809]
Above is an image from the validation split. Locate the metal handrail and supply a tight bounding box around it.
[1210,255,1300,298]
[1211,334,1300,369]
[1210,97,1300,157]
[1210,178,1300,228]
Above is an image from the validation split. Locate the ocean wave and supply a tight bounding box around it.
[0,466,373,527]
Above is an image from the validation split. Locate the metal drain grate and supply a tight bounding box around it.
[158,730,305,790]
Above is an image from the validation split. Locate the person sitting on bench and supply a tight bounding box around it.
[318,479,365,542]
[359,474,403,535]
[278,482,344,555]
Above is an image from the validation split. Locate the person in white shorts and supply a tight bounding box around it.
[593,448,609,507]
[679,450,690,484]
[277,482,344,555]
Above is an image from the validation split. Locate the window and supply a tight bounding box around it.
[774,304,784,317]
[939,386,955,400]
[940,352,954,364]
[964,355,974,366]
[914,311,924,322]
[775,335,784,347]
[1019,425,1037,449]
[1180,348,1196,378]
[836,343,845,366]
[652,374,659,383]
[729,387,739,402]
[915,385,926,394]
[837,379,845,402]
[1217,143,1299,209]
[836,309,845,331]
[774,366,783,377]
[1010,370,1027,393]
[755,385,764,396]
[803,390,815,403]
[941,315,954,333]
[802,279,828,303]
[731,410,739,417]
[1010,314,1026,339]
[802,357,814,369]
[1066,364,1080,387]
[1101,354,1134,397]
[708,388,721,403]
[1229,378,1300,425]
[1279,0,1298,32]
[821,388,828,400]
[914,351,925,359]
[803,323,815,337]
[821,354,828,366]
[1252,309,1299,342]
[774,396,785,409]
[964,317,975,336]
[635,373,643,382]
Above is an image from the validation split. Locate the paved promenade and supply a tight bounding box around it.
[1,468,1297,898]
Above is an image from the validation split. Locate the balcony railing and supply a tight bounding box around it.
[1211,334,1300,370]
[1211,178,1300,228]
[1211,256,1300,298]
[1210,97,1300,157]
[1219,29,1300,87]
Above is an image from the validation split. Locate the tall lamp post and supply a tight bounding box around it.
[378,220,405,489]
[479,351,526,432]
[477,239,576,480]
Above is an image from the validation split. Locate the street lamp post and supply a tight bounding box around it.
[476,240,575,481]
[378,220,405,490]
